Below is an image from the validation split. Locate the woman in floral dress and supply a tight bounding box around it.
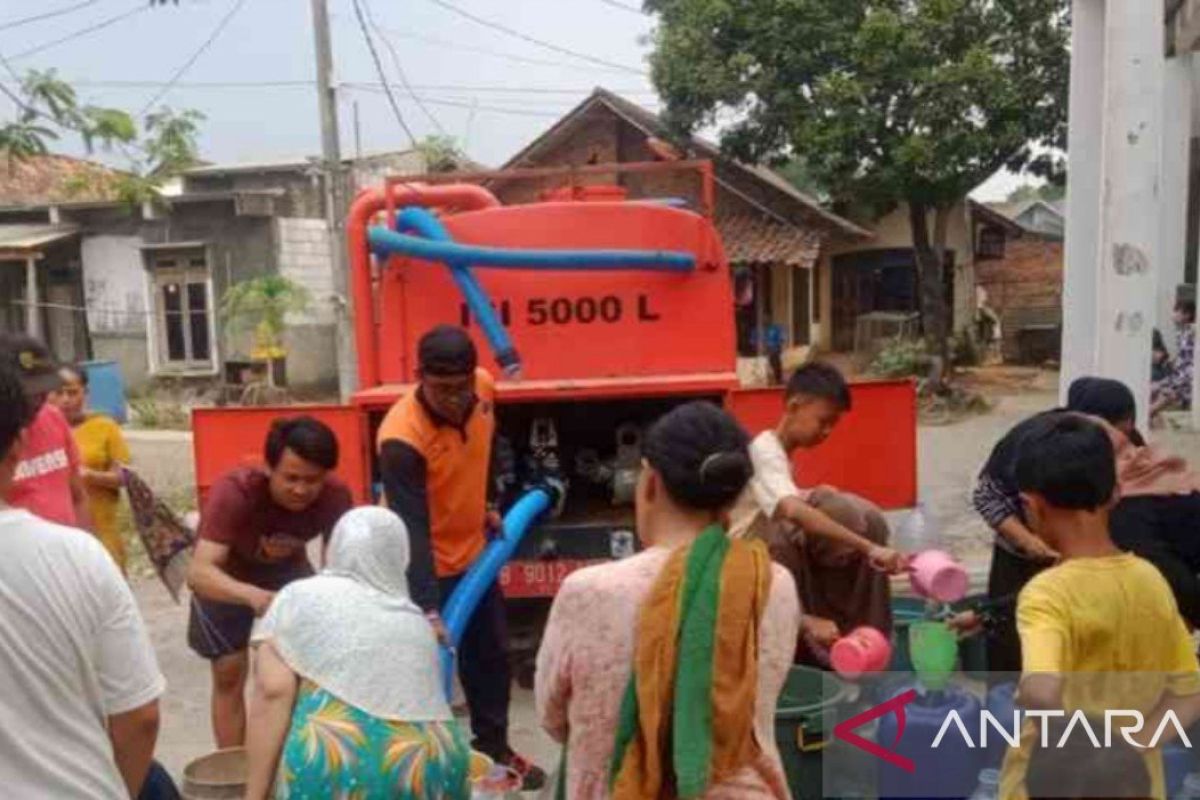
[245,506,470,799]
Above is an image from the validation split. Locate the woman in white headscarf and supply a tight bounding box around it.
[245,506,470,800]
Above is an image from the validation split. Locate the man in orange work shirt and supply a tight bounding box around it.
[377,325,545,791]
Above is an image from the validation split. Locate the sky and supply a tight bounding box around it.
[0,0,1027,200]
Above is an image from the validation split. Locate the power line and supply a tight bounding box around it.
[597,0,643,12]
[425,0,644,75]
[0,48,22,84]
[361,0,445,136]
[349,0,417,147]
[8,4,149,61]
[0,76,659,97]
[0,0,104,34]
[139,0,249,115]
[31,78,314,89]
[344,84,566,118]
[0,48,27,108]
[333,15,642,75]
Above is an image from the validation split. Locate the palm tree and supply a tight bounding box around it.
[220,275,311,389]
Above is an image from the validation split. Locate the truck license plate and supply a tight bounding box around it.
[499,559,601,598]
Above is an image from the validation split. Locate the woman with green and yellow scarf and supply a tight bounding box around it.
[536,402,800,799]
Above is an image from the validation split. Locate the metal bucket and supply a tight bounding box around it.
[181,747,246,800]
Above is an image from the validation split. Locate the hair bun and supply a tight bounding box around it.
[699,451,753,491]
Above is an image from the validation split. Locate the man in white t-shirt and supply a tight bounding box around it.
[0,362,165,798]
[729,362,908,665]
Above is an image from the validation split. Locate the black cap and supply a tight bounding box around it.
[0,334,62,395]
[417,325,477,376]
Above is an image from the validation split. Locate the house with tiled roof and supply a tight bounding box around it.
[490,88,872,375]
[0,154,125,207]
[0,150,432,391]
[488,89,1037,367]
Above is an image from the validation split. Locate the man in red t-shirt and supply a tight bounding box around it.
[0,335,90,529]
[186,416,352,748]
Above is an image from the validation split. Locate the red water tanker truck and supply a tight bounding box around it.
[191,160,916,664]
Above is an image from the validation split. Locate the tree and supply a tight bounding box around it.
[777,157,829,203]
[647,0,1069,365]
[1006,182,1065,204]
[220,275,312,388]
[0,68,203,202]
[415,134,466,173]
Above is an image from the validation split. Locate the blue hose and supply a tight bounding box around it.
[369,224,697,272]
[394,208,520,373]
[440,486,554,700]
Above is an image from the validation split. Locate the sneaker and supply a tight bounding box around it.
[497,750,547,792]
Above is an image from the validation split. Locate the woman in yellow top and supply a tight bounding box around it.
[51,364,131,569]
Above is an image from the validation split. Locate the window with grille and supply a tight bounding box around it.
[149,249,213,370]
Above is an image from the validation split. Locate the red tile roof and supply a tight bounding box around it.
[0,154,123,207]
[717,212,822,268]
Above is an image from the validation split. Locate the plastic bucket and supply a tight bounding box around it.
[909,549,969,603]
[468,751,494,782]
[81,360,127,424]
[181,747,246,800]
[910,621,959,690]
[890,594,988,674]
[775,665,850,799]
[831,626,892,679]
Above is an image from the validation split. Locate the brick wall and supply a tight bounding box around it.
[276,218,334,325]
[275,217,337,388]
[974,238,1063,361]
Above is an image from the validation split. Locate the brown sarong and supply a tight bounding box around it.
[765,489,893,665]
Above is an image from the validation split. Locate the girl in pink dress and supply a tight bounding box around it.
[536,402,800,799]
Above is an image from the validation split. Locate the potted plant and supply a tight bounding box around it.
[220,275,311,392]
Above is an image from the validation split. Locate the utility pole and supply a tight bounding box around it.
[311,0,358,400]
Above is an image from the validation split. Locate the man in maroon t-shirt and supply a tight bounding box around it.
[186,416,352,748]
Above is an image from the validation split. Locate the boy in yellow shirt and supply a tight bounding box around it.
[1001,414,1200,799]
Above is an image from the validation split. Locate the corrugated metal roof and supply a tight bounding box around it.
[140,240,208,251]
[0,223,80,251]
[183,149,423,177]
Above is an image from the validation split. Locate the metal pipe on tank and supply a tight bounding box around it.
[346,183,499,387]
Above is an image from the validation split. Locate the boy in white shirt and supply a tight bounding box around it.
[729,362,908,663]
[0,361,165,798]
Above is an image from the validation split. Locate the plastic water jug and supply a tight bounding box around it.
[983,682,1020,769]
[81,360,127,424]
[877,686,983,798]
[1166,743,1197,798]
[968,767,1001,800]
[1176,772,1200,800]
[894,500,941,552]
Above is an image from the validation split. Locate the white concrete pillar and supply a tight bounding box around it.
[1060,0,1107,400]
[1093,0,1164,432]
[24,255,39,337]
[1160,54,1194,343]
